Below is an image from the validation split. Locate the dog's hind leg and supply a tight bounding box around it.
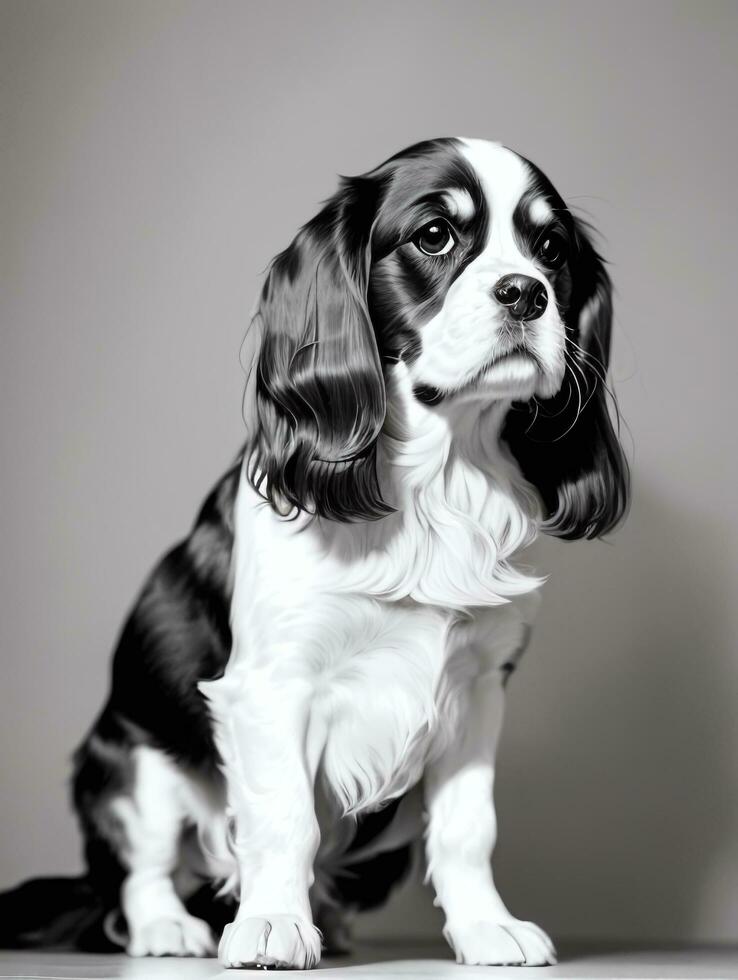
[106,745,216,957]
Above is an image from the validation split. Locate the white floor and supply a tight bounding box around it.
[2,945,738,980]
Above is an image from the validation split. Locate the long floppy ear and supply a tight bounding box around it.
[503,220,630,539]
[244,179,389,521]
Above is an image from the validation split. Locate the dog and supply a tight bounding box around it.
[0,137,628,968]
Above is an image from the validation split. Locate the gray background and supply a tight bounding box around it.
[2,0,736,944]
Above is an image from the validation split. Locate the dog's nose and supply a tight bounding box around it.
[493,274,548,321]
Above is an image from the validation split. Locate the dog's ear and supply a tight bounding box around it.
[244,178,389,522]
[503,220,630,539]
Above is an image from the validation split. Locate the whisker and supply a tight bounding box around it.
[568,349,599,409]
[566,337,618,404]
[566,347,596,400]
[566,336,608,378]
[552,355,583,441]
[538,377,576,421]
[566,338,634,454]
[525,396,541,435]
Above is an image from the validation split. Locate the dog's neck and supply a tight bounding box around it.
[319,364,544,609]
[380,363,513,494]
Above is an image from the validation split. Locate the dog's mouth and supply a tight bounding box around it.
[484,343,535,370]
[466,344,541,390]
[412,346,540,407]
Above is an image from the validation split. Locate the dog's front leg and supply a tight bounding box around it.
[204,667,323,969]
[424,668,556,966]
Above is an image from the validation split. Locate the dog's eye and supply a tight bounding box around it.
[412,219,456,256]
[537,232,568,270]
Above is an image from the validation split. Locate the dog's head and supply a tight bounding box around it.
[245,138,628,537]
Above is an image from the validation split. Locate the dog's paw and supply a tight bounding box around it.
[218,914,322,969]
[127,913,216,957]
[444,917,556,966]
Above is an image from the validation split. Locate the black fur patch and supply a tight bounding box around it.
[412,383,444,406]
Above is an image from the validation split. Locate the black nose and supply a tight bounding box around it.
[493,274,548,321]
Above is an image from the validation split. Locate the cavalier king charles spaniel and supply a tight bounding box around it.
[0,138,628,968]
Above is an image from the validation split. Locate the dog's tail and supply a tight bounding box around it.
[0,875,121,951]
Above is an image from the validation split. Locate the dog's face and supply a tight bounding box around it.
[246,138,628,536]
[368,139,569,405]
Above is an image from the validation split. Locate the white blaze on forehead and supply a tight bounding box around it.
[442,187,475,222]
[457,138,531,241]
[529,196,553,224]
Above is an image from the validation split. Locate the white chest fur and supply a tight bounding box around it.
[212,380,543,814]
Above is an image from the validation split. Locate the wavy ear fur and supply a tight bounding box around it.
[245,179,389,521]
[503,221,630,539]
